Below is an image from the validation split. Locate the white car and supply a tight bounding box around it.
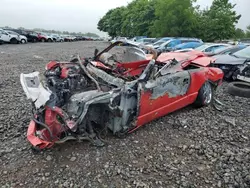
[0,29,20,44]
[111,37,128,43]
[51,34,64,42]
[5,30,27,44]
[175,43,231,53]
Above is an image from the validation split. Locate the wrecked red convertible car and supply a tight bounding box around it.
[20,41,224,149]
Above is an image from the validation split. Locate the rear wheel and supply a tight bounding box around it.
[41,38,45,42]
[194,81,213,107]
[10,38,18,44]
[48,38,52,42]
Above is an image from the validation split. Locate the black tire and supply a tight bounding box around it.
[33,38,37,43]
[41,38,45,42]
[194,81,213,107]
[10,38,18,44]
[48,38,52,42]
[227,82,250,98]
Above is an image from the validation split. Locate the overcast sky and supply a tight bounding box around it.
[0,0,249,36]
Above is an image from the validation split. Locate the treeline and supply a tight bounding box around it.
[98,0,249,41]
[2,26,100,38]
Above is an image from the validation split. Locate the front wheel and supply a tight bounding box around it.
[21,39,26,44]
[194,81,213,107]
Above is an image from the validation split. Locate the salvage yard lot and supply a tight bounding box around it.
[0,41,250,187]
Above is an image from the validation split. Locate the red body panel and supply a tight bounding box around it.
[130,67,223,132]
[26,51,223,149]
[157,51,215,67]
[27,107,73,149]
[27,120,53,149]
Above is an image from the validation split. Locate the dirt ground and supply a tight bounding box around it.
[0,41,250,188]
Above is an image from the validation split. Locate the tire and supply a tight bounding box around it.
[48,38,52,42]
[33,38,37,43]
[21,39,26,44]
[227,82,250,98]
[194,81,213,107]
[41,38,45,42]
[10,38,18,44]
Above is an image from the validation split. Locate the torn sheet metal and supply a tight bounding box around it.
[145,71,191,99]
[86,64,125,87]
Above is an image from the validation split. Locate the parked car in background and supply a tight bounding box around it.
[147,37,173,48]
[205,45,246,56]
[212,46,250,81]
[63,35,73,42]
[131,36,147,41]
[157,38,203,52]
[51,34,64,42]
[4,30,27,44]
[26,31,39,42]
[37,32,53,42]
[0,32,4,44]
[0,29,20,44]
[137,38,156,45]
[240,38,250,45]
[111,37,128,43]
[65,35,76,41]
[195,43,231,53]
[8,29,38,43]
[71,36,77,41]
[176,43,231,53]
[174,42,203,51]
[75,36,85,41]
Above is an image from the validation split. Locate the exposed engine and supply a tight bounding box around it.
[44,61,89,106]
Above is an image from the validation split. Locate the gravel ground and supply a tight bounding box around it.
[0,41,250,188]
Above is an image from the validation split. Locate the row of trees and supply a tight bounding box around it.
[98,0,248,41]
[2,26,100,38]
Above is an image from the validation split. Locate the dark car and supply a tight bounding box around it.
[8,29,39,42]
[75,36,85,41]
[212,46,250,81]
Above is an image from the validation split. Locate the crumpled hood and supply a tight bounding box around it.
[213,54,246,65]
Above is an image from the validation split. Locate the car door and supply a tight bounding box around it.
[0,31,11,42]
[136,62,192,126]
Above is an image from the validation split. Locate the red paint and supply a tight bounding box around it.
[27,106,72,149]
[27,120,53,149]
[46,61,59,70]
[157,51,215,67]
[60,67,69,78]
[129,66,223,133]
